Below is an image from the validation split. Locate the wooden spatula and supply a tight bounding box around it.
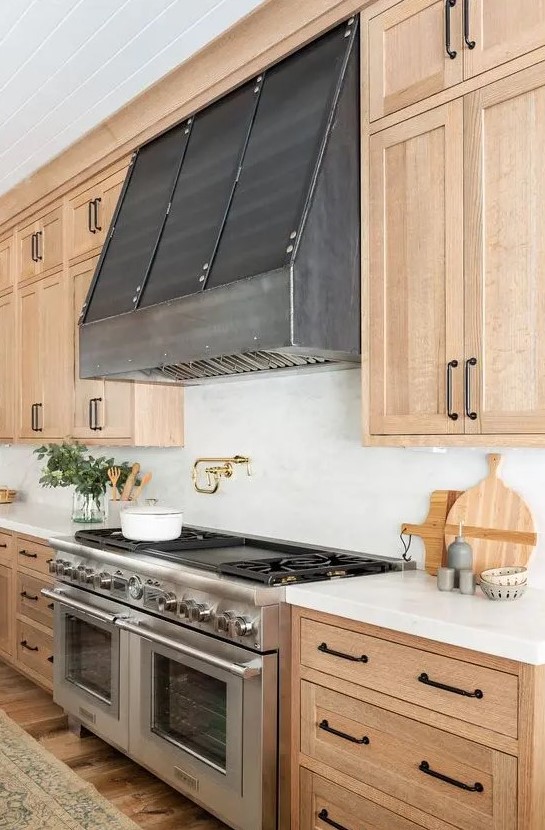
[121,463,140,501]
[444,453,536,572]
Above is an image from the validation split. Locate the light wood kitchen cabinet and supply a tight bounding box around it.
[368,0,463,120]
[369,101,464,436]
[0,563,13,657]
[464,0,545,80]
[0,234,13,293]
[18,272,70,440]
[17,204,63,284]
[0,293,15,441]
[68,162,127,263]
[70,257,184,446]
[293,607,543,830]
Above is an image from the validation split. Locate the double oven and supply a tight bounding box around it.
[44,583,278,830]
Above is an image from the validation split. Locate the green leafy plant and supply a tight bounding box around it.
[34,442,136,506]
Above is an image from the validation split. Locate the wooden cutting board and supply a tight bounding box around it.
[401,490,463,575]
[444,453,537,573]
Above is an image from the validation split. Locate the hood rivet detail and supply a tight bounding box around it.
[202,263,209,270]
[286,245,294,253]
[199,275,205,282]
[290,231,297,239]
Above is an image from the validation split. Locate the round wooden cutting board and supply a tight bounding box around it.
[444,454,537,573]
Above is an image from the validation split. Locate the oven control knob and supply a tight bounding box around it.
[214,611,235,633]
[157,592,177,613]
[229,616,254,638]
[128,576,143,600]
[75,565,86,583]
[189,603,211,623]
[62,562,75,578]
[48,559,57,574]
[178,599,194,619]
[55,560,66,576]
[84,568,95,585]
[94,572,112,590]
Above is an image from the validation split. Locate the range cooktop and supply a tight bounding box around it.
[74,527,406,586]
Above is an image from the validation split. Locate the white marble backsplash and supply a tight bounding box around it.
[2,368,545,585]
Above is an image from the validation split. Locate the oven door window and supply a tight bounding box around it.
[152,653,228,772]
[65,614,114,706]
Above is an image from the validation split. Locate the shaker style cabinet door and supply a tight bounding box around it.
[464,0,545,80]
[368,0,463,121]
[0,294,15,441]
[18,285,42,439]
[464,64,545,435]
[18,220,39,283]
[68,165,127,263]
[369,100,464,435]
[0,235,13,293]
[0,563,13,657]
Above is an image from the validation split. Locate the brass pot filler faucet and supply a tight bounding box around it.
[192,455,252,494]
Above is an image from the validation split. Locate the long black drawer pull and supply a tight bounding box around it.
[93,197,102,231]
[20,640,39,652]
[318,642,368,663]
[88,200,95,233]
[418,672,483,699]
[446,359,459,420]
[464,357,478,420]
[19,550,38,559]
[419,761,483,792]
[463,0,475,48]
[445,0,457,59]
[0,543,7,548]
[36,231,43,261]
[318,809,351,830]
[319,719,369,745]
[20,591,39,602]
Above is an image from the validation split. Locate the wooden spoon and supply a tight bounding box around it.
[121,463,140,501]
[107,467,121,501]
[130,472,152,501]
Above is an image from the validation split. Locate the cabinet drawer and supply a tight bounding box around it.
[0,531,13,566]
[17,572,53,628]
[301,681,517,830]
[16,537,54,577]
[16,620,54,683]
[300,618,518,738]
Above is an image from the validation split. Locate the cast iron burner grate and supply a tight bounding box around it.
[74,526,243,553]
[219,552,399,586]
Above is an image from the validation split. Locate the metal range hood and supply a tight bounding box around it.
[79,17,360,384]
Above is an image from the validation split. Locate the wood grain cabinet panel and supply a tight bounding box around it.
[68,164,127,263]
[0,563,13,657]
[464,64,545,435]
[16,537,54,578]
[300,769,424,830]
[17,572,54,629]
[465,0,545,80]
[0,293,15,442]
[39,206,63,275]
[16,619,54,684]
[18,219,39,283]
[0,234,13,293]
[300,617,518,737]
[301,681,517,830]
[0,532,13,567]
[368,0,463,120]
[18,284,42,439]
[369,100,464,435]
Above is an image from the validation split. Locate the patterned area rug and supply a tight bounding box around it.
[0,708,139,830]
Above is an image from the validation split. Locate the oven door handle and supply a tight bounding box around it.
[116,618,262,679]
[41,587,118,625]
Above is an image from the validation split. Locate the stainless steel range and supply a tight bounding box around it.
[44,527,411,830]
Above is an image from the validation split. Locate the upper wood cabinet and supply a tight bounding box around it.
[71,257,183,446]
[367,61,545,443]
[369,101,464,435]
[0,235,13,294]
[465,0,545,80]
[68,162,127,264]
[0,293,15,442]
[368,0,545,121]
[368,0,463,120]
[18,272,70,440]
[17,204,63,283]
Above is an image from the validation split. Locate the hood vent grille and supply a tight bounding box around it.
[160,351,333,382]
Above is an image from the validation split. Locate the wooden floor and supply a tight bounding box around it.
[0,660,227,829]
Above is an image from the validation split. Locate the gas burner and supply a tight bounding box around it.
[219,552,398,586]
[74,526,244,553]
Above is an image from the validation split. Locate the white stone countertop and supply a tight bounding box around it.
[286,569,545,665]
[0,502,88,541]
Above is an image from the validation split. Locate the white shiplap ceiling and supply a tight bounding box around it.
[0,0,268,197]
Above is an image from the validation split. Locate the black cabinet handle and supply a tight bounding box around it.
[445,0,457,59]
[47,655,54,663]
[31,403,36,431]
[93,197,102,232]
[19,550,38,559]
[318,642,368,663]
[464,357,478,420]
[88,397,102,430]
[319,719,369,745]
[20,591,39,602]
[31,233,37,262]
[88,200,96,234]
[318,809,351,830]
[446,360,459,420]
[47,603,54,611]
[35,231,43,261]
[418,672,483,699]
[0,544,7,548]
[419,761,483,792]
[463,0,475,48]
[20,640,39,652]
[32,402,43,432]
[93,397,102,430]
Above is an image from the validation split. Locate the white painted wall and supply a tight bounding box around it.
[2,367,545,585]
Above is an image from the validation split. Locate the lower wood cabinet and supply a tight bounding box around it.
[293,607,544,830]
[0,563,13,657]
[16,619,54,685]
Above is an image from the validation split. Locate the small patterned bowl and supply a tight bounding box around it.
[479,580,527,602]
[480,567,528,587]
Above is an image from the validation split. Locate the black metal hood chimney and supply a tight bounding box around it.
[79,17,360,384]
